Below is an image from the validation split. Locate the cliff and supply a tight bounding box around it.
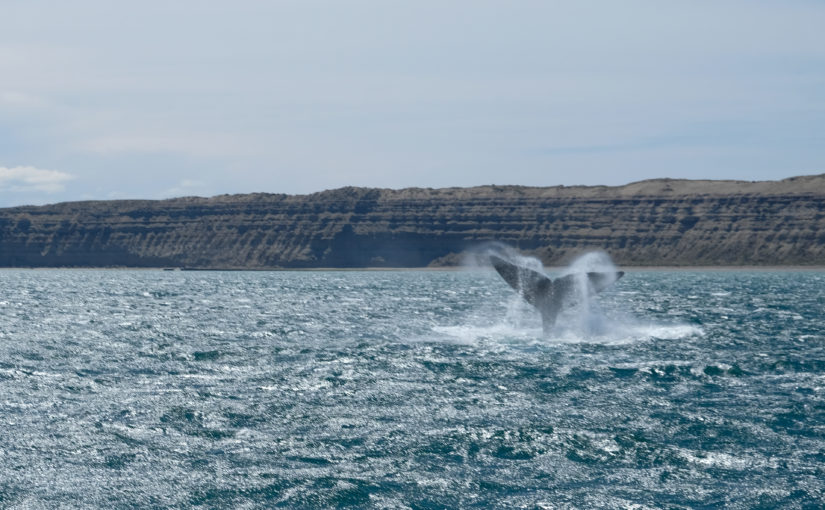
[1,174,824,268]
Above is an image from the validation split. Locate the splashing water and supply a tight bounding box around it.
[458,247,701,344]
[555,251,619,337]
[558,252,703,342]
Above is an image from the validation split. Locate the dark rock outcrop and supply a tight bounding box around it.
[1,175,824,268]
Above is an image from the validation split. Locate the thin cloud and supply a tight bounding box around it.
[162,179,209,198]
[0,1,822,204]
[0,90,46,109]
[78,133,257,158]
[0,166,74,193]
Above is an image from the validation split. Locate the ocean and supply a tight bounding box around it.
[0,266,823,508]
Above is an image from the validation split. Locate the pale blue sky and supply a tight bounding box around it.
[1,0,823,206]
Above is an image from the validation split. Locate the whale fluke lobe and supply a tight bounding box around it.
[489,253,624,332]
[489,255,551,308]
[581,270,625,294]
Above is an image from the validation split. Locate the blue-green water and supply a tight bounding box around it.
[0,268,823,508]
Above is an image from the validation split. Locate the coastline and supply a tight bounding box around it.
[3,174,824,270]
[1,265,824,272]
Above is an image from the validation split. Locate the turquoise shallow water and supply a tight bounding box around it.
[0,268,823,508]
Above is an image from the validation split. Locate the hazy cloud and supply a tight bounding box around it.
[0,90,46,109]
[162,179,209,199]
[0,1,822,205]
[0,166,74,193]
[77,132,258,158]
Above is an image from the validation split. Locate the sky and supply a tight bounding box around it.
[1,0,823,206]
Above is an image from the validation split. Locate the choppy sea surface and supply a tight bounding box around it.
[1,268,824,508]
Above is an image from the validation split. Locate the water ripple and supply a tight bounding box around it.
[0,269,823,507]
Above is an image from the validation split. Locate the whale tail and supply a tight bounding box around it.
[489,254,624,332]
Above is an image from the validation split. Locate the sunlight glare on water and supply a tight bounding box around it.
[0,268,823,507]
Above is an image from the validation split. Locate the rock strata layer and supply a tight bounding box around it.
[1,175,824,268]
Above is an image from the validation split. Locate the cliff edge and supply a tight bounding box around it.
[1,175,823,268]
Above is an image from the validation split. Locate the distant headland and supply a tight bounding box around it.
[1,174,824,268]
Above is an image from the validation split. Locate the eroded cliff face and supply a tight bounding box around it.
[1,175,824,268]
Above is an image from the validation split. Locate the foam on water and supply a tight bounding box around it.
[431,323,544,344]
[433,318,702,346]
[449,248,703,346]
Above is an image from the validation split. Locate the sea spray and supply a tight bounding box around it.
[458,245,699,344]
[555,251,618,337]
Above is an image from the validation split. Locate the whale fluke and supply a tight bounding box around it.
[489,254,624,332]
